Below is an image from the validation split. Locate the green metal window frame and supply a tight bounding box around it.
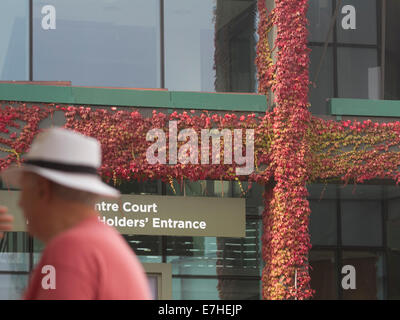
[330,98,400,118]
[0,84,267,112]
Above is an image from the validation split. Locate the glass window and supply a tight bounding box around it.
[387,198,400,249]
[385,0,400,100]
[166,220,262,277]
[33,237,45,267]
[342,251,384,300]
[164,0,257,92]
[309,250,337,299]
[0,232,30,271]
[33,0,161,88]
[339,184,384,200]
[336,0,377,45]
[0,0,29,80]
[307,0,333,43]
[118,180,161,196]
[341,200,382,246]
[337,47,379,99]
[216,219,262,277]
[124,235,162,264]
[307,183,337,200]
[309,200,337,246]
[384,185,400,200]
[172,277,260,300]
[387,249,400,299]
[0,274,29,300]
[309,46,334,114]
[167,180,214,197]
[242,182,264,211]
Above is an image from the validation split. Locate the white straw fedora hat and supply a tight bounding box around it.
[1,127,120,198]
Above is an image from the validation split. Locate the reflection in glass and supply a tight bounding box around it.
[339,184,384,200]
[307,183,337,200]
[309,251,337,299]
[0,274,28,300]
[166,220,261,277]
[387,249,400,299]
[341,200,382,246]
[336,0,377,45]
[118,180,161,196]
[337,47,379,99]
[385,0,400,100]
[242,182,263,210]
[167,180,212,197]
[386,197,400,299]
[342,251,384,300]
[387,198,400,249]
[0,0,29,80]
[33,0,161,87]
[172,277,259,300]
[384,185,400,200]
[309,200,337,246]
[307,0,332,43]
[308,46,334,114]
[124,235,162,263]
[164,0,257,92]
[0,232,29,271]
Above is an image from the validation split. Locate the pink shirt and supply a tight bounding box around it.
[23,215,152,300]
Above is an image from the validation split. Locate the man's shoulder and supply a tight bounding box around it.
[45,216,121,254]
[40,216,133,271]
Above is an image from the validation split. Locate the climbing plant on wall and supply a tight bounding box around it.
[255,0,400,300]
[1,0,400,300]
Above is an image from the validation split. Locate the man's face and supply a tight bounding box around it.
[18,172,47,237]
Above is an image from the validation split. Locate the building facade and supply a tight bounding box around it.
[0,0,399,300]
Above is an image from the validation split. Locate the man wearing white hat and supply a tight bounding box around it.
[1,127,151,300]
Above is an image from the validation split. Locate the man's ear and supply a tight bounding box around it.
[37,177,53,202]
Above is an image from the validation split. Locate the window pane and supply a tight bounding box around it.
[336,0,377,45]
[242,183,264,212]
[165,0,257,92]
[167,180,213,197]
[0,232,29,271]
[124,235,162,264]
[309,200,337,246]
[33,237,45,268]
[309,46,334,114]
[309,250,337,299]
[342,251,384,300]
[341,201,382,246]
[118,180,162,196]
[0,274,29,300]
[172,277,260,300]
[384,185,400,200]
[339,184,384,200]
[385,0,400,100]
[0,0,29,80]
[33,0,161,87]
[307,0,332,43]
[387,198,400,249]
[166,220,262,277]
[387,249,400,299]
[337,47,379,99]
[307,183,337,200]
